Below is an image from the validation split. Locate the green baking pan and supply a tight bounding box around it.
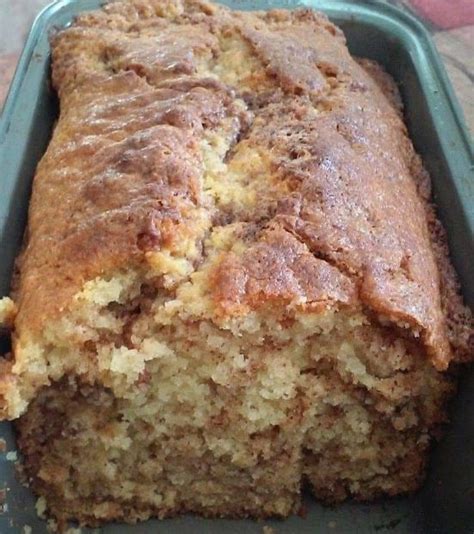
[0,0,473,532]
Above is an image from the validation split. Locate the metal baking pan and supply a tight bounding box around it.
[1,0,473,532]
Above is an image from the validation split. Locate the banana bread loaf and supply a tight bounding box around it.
[0,0,472,528]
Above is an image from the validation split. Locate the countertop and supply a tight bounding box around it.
[0,0,473,131]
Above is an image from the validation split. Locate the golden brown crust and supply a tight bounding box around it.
[211,226,357,316]
[6,0,473,399]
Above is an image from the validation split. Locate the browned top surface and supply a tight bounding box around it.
[11,0,472,369]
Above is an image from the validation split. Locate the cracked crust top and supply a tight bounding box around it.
[9,0,473,371]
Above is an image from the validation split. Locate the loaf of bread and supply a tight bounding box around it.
[0,0,472,528]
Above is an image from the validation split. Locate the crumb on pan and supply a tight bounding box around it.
[5,451,17,462]
[0,297,16,329]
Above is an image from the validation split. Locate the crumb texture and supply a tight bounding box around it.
[0,0,472,528]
